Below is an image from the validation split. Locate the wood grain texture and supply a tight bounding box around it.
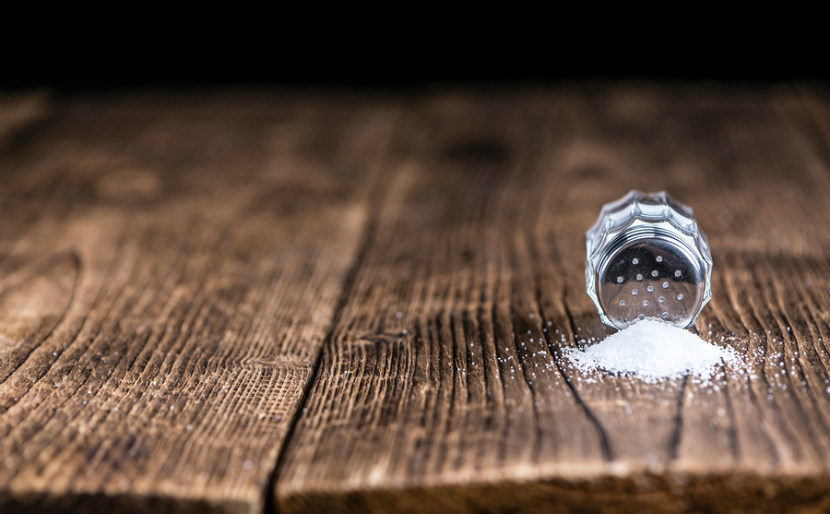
[0,86,827,514]
[275,86,830,513]
[0,92,395,512]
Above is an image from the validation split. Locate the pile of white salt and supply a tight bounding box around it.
[564,319,738,381]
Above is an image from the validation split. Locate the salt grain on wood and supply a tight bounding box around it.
[564,319,738,382]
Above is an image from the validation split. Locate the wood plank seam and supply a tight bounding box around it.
[266,111,401,514]
[534,188,617,462]
[542,278,614,461]
[0,94,402,512]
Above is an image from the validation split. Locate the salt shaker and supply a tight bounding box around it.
[586,190,712,329]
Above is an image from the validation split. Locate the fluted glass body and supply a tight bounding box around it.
[586,191,712,330]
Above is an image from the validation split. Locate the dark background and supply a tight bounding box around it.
[1,13,827,91]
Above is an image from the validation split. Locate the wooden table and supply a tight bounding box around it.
[0,85,827,513]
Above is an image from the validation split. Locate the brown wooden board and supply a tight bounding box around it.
[275,86,830,514]
[0,92,396,512]
[0,86,828,513]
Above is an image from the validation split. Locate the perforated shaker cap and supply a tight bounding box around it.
[585,191,712,330]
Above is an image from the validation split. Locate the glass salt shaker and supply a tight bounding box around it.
[586,190,713,329]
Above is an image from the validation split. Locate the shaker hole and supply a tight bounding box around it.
[661,312,670,320]
[662,281,669,289]
[636,273,643,281]
[632,289,638,296]
[656,256,663,262]
[674,270,682,278]
[676,293,685,301]
[651,270,659,277]
[616,276,624,283]
[658,296,665,303]
[647,285,654,292]
[642,300,649,307]
[619,300,626,306]
[632,258,639,264]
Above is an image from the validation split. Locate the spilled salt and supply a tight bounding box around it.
[565,319,738,381]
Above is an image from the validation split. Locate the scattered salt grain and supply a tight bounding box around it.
[564,319,738,382]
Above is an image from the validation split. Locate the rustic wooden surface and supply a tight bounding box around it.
[0,85,828,513]
[0,92,396,512]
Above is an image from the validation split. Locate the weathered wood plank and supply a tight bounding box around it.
[0,92,395,512]
[275,86,830,513]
